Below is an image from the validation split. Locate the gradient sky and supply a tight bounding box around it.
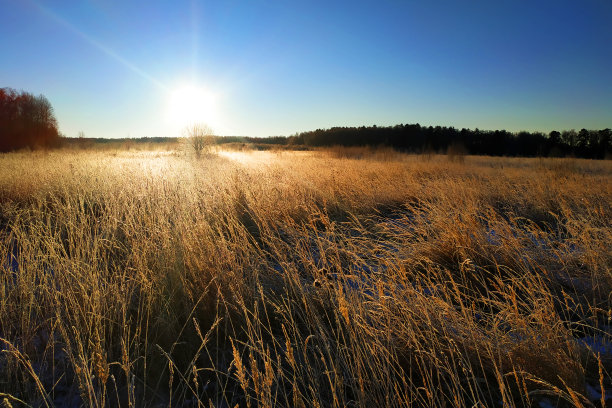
[1,0,611,138]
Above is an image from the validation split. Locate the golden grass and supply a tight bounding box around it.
[0,148,610,407]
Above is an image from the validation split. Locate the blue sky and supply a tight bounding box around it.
[1,0,611,138]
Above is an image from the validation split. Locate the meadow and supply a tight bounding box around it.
[0,146,610,407]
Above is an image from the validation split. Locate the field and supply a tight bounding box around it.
[1,147,611,407]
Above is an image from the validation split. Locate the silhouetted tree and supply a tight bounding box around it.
[0,88,60,152]
[561,130,577,150]
[548,131,561,145]
[598,128,612,158]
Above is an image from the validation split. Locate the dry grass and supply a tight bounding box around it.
[0,148,610,407]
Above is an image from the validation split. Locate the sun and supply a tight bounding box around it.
[166,83,218,131]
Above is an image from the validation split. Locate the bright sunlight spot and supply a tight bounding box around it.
[165,83,218,131]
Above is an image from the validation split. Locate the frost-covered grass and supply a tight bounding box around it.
[0,148,610,407]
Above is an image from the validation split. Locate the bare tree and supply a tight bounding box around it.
[183,123,215,158]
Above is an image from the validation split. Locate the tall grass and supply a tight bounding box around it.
[0,149,610,407]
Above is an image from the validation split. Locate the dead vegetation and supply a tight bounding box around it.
[0,148,610,407]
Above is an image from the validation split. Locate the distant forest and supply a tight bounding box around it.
[62,125,612,159]
[287,124,611,159]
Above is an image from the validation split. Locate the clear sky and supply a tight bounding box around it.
[1,0,611,138]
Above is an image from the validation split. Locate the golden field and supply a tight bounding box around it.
[0,147,611,407]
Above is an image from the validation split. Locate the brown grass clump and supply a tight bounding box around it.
[0,148,610,407]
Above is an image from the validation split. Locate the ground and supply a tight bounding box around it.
[0,147,611,407]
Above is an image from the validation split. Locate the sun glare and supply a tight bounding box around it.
[166,84,218,131]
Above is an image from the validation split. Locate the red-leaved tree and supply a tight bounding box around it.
[0,87,60,152]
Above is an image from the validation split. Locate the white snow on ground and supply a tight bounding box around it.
[586,383,612,402]
[578,335,612,356]
[538,399,556,408]
[578,331,612,405]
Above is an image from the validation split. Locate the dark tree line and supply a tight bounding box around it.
[0,88,61,152]
[288,124,612,159]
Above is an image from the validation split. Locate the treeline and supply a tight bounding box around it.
[0,88,61,152]
[65,128,612,158]
[289,124,612,159]
[62,136,180,149]
[216,135,290,145]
